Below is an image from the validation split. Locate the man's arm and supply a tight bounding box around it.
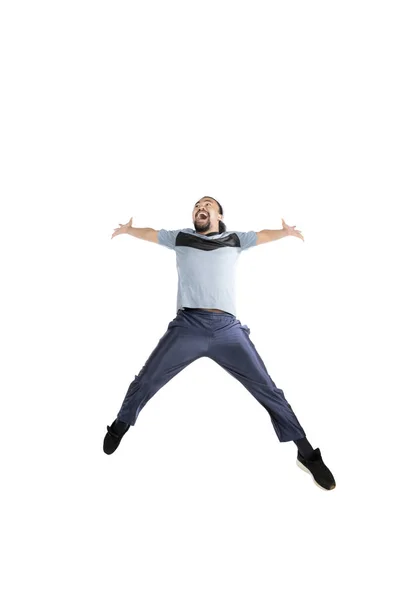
[256,229,288,245]
[127,227,159,244]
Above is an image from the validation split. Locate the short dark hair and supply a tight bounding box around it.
[198,196,226,233]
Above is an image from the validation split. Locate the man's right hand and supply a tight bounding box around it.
[111,217,133,239]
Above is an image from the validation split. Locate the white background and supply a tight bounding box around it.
[1,1,399,598]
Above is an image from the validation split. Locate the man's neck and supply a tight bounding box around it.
[196,230,219,236]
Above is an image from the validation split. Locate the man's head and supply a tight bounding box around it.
[192,196,226,235]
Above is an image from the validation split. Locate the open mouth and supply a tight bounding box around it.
[197,212,209,220]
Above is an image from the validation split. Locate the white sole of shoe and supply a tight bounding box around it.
[296,459,335,491]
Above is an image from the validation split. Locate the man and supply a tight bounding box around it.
[104,196,336,491]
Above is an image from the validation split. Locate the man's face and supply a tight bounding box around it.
[192,197,221,234]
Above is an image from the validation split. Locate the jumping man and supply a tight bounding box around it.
[104,196,336,491]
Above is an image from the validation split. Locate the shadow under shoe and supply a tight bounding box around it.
[296,447,336,491]
[103,419,130,455]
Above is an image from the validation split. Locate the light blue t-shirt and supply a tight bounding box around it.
[157,228,257,317]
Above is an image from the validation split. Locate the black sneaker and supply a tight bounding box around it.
[296,448,336,491]
[103,419,130,455]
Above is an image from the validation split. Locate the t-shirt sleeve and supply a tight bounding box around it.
[235,231,257,250]
[157,229,182,250]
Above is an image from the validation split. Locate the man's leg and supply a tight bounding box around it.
[116,311,209,426]
[104,310,209,454]
[206,318,308,443]
[205,316,336,489]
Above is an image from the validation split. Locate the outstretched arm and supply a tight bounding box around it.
[256,218,304,245]
[127,227,159,244]
[111,217,159,244]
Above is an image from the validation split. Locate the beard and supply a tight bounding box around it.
[194,215,210,232]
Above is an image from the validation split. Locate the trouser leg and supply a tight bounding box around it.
[116,311,208,426]
[206,319,307,442]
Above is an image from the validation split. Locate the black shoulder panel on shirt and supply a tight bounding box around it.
[175,232,240,251]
